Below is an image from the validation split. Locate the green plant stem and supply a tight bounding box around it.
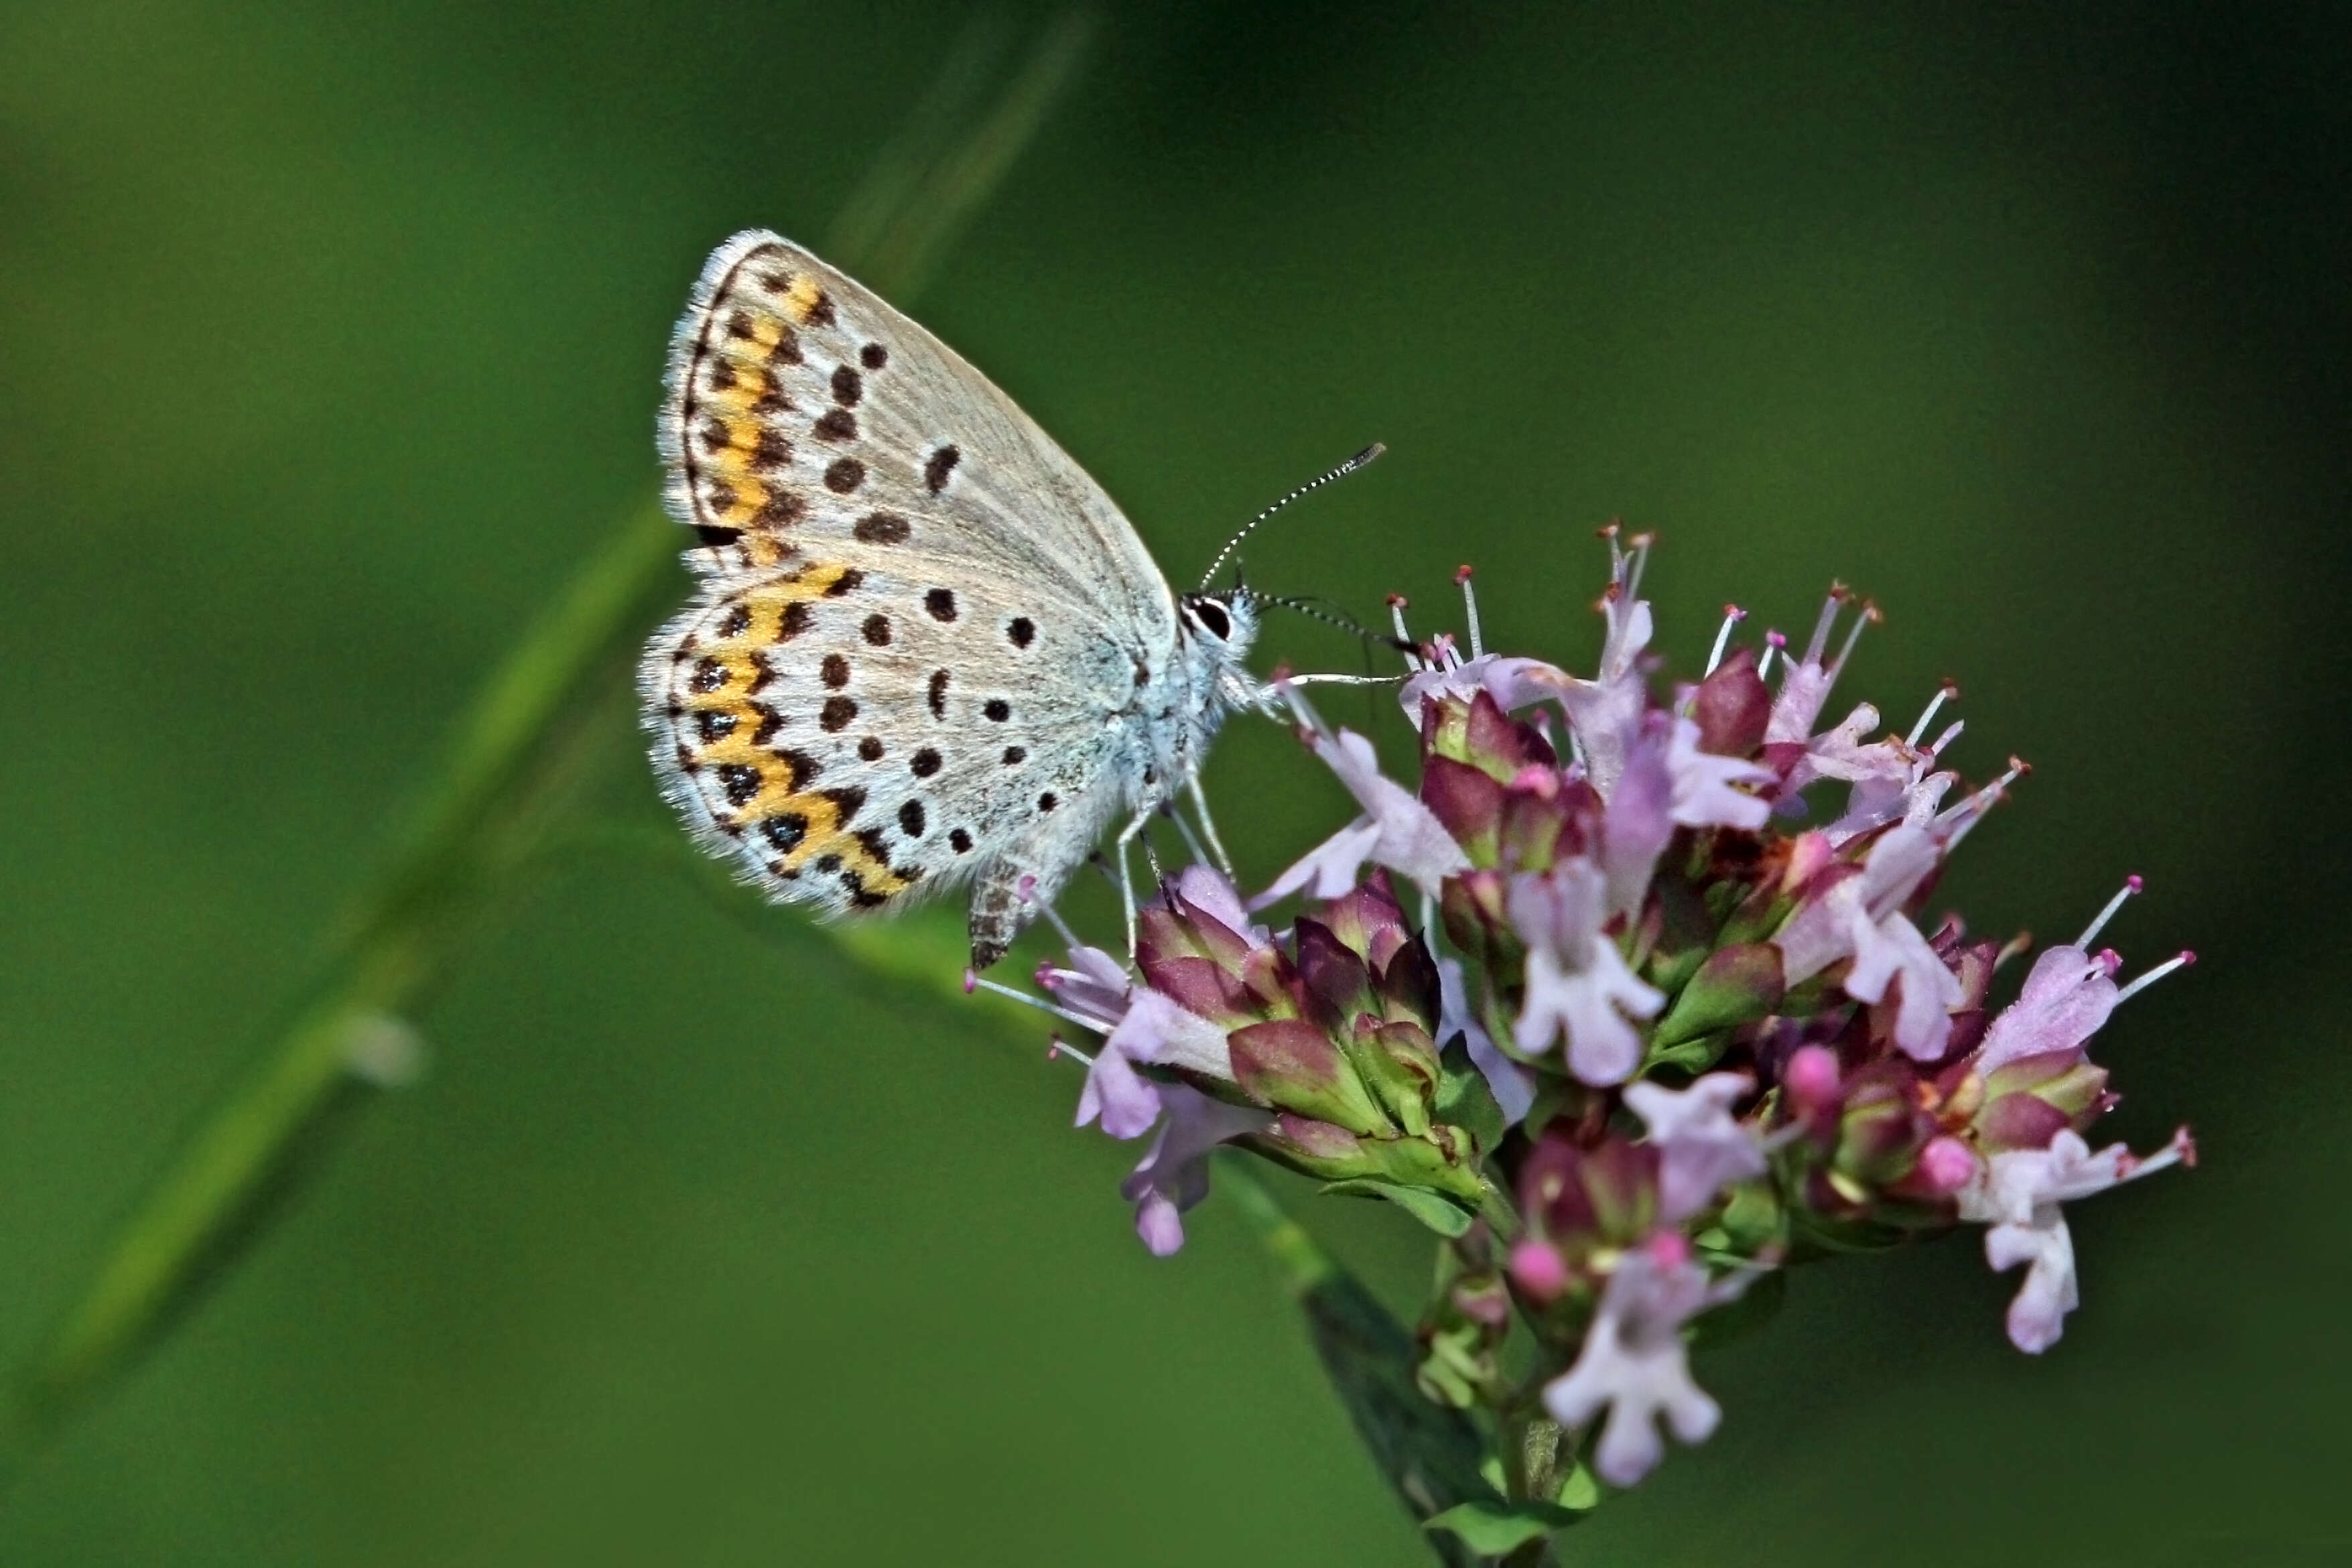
[1,14,1092,1486]
[1223,1160,1496,1566]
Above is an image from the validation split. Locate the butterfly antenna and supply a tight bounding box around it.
[1197,443,1386,591]
[1242,591,1413,653]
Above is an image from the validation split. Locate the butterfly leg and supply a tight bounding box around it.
[1110,801,1157,956]
[1185,771,1236,878]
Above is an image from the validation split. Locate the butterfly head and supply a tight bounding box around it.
[1178,589,1265,714]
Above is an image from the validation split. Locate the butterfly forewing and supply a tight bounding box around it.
[643,231,1179,926]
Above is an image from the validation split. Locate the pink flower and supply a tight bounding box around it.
[1812,690,1965,846]
[1161,862,1268,947]
[1256,700,1468,908]
[1973,945,2119,1075]
[1508,859,1664,1086]
[1542,1235,1753,1486]
[1033,940,1235,1142]
[1599,720,1674,921]
[1958,1126,2195,1352]
[1774,825,1963,1059]
[1520,533,1655,799]
[1400,645,1565,716]
[1971,878,2186,1077]
[1596,711,1770,921]
[1664,713,1774,831]
[1073,986,1236,1140]
[1439,954,1534,1124]
[1122,1084,1275,1256]
[1764,587,1875,745]
[1624,1073,1766,1222]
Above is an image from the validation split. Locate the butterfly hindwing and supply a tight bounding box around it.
[643,232,1171,925]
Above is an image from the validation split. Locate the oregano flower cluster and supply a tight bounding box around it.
[974,533,2193,1509]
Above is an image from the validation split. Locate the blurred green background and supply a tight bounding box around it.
[3,2,2349,1562]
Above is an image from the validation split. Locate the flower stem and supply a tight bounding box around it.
[1222,1159,1498,1565]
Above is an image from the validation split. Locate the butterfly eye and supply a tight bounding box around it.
[1189,598,1232,641]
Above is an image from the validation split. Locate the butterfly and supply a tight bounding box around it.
[640,231,1267,968]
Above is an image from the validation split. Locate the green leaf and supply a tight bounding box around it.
[1651,941,1786,1049]
[1435,1033,1507,1157]
[1644,1028,1731,1075]
[1424,1498,1585,1555]
[1320,1178,1478,1237]
[1223,1163,1495,1565]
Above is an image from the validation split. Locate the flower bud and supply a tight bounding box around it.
[1691,644,1772,758]
[1915,1135,1979,1195]
[1510,1240,1571,1303]
[1650,942,1787,1051]
[1974,1049,2115,1151]
[1228,1019,1393,1136]
[1784,1044,1841,1111]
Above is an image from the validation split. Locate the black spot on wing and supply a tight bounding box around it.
[923,446,960,493]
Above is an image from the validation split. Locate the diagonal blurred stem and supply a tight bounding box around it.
[1222,1160,1498,1567]
[0,12,1094,1486]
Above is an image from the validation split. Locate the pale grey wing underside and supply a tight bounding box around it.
[639,231,1185,958]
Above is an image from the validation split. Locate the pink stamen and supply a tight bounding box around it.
[1939,756,2028,849]
[2114,950,2195,1005]
[1827,600,1878,686]
[1801,588,1844,667]
[1456,565,1485,659]
[1624,533,1653,600]
[1906,681,1959,748]
[1705,604,1748,677]
[2075,874,2144,949]
[968,970,1103,1033]
[1386,594,1420,671]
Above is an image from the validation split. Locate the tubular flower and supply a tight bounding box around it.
[1541,1234,1752,1486]
[1508,860,1664,1085]
[1959,1127,2197,1352]
[972,536,2196,1528]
